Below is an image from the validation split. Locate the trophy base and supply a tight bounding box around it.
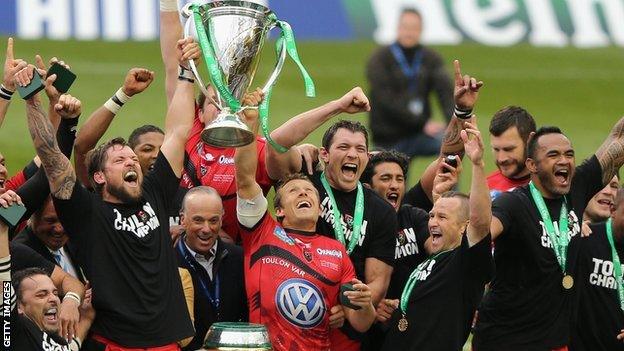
[201,113,255,148]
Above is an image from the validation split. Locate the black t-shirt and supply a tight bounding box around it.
[308,170,397,280]
[402,181,433,212]
[8,313,70,351]
[568,222,624,351]
[52,152,194,348]
[473,156,603,350]
[382,233,492,351]
[9,242,55,275]
[387,204,430,298]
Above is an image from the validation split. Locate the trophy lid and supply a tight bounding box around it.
[204,322,272,350]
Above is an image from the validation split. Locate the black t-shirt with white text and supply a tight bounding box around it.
[568,222,624,351]
[382,234,492,351]
[308,170,397,280]
[8,313,70,351]
[387,204,430,298]
[473,156,603,350]
[53,152,194,347]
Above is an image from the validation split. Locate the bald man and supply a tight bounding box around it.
[174,186,247,351]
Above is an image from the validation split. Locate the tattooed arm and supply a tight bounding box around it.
[14,65,76,200]
[596,116,624,184]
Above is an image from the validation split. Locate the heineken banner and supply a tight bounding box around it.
[2,0,624,47]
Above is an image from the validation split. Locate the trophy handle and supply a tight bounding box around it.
[261,24,288,94]
[182,4,223,110]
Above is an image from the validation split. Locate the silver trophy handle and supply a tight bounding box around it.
[182,4,223,110]
[261,24,288,94]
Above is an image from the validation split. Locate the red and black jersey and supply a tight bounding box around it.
[182,109,273,241]
[241,213,355,351]
[486,170,529,200]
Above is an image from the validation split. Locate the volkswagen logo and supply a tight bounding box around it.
[275,278,326,328]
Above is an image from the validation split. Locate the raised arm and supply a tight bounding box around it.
[415,60,483,203]
[14,66,76,200]
[462,121,491,246]
[159,38,199,177]
[74,68,154,185]
[236,89,264,200]
[159,0,184,105]
[595,116,624,184]
[266,87,370,180]
[1,38,27,127]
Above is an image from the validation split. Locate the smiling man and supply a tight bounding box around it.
[473,123,624,351]
[175,186,247,351]
[234,100,376,351]
[584,175,620,224]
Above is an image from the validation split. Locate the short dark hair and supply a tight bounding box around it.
[400,7,422,20]
[273,173,318,221]
[128,125,164,149]
[321,120,369,150]
[526,126,565,160]
[12,267,49,302]
[361,150,409,184]
[86,137,129,193]
[489,106,536,143]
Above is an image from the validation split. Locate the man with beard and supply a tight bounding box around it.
[14,45,196,349]
[175,186,247,351]
[473,122,624,350]
[234,106,376,351]
[583,175,620,224]
[568,188,624,350]
[487,106,536,199]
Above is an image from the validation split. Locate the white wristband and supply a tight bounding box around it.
[160,0,179,12]
[63,291,81,305]
[103,87,131,115]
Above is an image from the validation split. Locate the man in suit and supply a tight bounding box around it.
[13,196,84,282]
[174,186,247,351]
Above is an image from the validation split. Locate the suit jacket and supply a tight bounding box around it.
[13,226,86,283]
[175,236,248,351]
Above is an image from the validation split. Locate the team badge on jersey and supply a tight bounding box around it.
[274,226,294,245]
[275,278,326,328]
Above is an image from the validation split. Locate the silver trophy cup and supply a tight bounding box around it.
[182,1,287,148]
[203,322,272,350]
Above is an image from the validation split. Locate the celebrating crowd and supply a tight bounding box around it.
[1,4,624,351]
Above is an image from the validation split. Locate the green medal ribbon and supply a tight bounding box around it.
[605,218,624,311]
[191,5,241,112]
[320,172,363,254]
[399,250,450,314]
[529,181,570,271]
[259,15,316,153]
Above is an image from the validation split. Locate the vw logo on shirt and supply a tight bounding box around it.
[275,278,326,328]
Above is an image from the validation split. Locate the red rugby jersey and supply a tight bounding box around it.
[182,111,273,242]
[486,169,529,199]
[241,213,355,351]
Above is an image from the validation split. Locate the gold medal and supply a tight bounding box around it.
[562,274,574,289]
[398,315,408,332]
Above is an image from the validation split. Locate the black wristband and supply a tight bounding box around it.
[454,105,473,120]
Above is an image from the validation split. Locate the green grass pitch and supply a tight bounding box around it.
[1,38,622,190]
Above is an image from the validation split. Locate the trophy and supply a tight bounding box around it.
[182,1,315,148]
[203,322,272,350]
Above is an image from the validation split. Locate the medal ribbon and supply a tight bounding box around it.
[259,16,316,153]
[399,250,450,314]
[389,43,424,92]
[320,172,364,254]
[605,218,624,311]
[529,181,570,271]
[177,239,221,309]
